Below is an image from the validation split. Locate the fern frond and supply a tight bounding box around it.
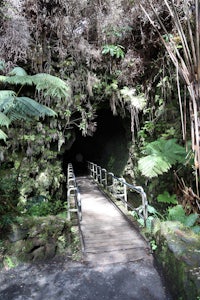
[8,67,28,76]
[0,112,11,127]
[32,73,70,99]
[138,155,171,178]
[6,108,29,122]
[4,75,33,86]
[145,139,186,163]
[0,65,71,100]
[0,129,8,141]
[138,138,186,178]
[0,96,15,112]
[0,95,56,122]
[163,139,186,164]
[0,90,16,100]
[0,75,7,83]
[15,97,57,117]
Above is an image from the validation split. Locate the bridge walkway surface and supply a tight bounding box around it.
[78,176,149,265]
[76,176,172,299]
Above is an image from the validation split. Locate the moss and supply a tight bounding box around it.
[153,221,200,299]
[0,215,76,267]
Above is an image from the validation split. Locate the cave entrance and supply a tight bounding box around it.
[63,109,130,176]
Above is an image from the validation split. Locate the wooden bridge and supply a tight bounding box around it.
[77,176,151,265]
[64,163,173,299]
[67,162,151,266]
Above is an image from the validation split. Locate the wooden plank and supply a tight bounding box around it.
[77,177,150,265]
[84,248,150,265]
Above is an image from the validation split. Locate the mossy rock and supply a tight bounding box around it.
[152,221,200,299]
[2,215,74,266]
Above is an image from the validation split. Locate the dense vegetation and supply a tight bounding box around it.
[0,0,199,233]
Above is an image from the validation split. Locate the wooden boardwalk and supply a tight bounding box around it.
[77,176,151,266]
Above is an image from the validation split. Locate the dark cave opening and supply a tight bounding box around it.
[63,109,130,177]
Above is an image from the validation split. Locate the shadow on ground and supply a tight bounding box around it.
[0,256,173,300]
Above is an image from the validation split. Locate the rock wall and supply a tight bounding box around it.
[152,221,200,299]
[0,215,81,269]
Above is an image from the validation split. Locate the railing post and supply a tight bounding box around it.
[107,172,114,193]
[134,186,148,226]
[101,168,107,187]
[91,162,95,178]
[97,166,102,184]
[122,178,128,210]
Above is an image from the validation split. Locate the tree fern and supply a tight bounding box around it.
[138,139,186,178]
[0,90,16,100]
[32,73,70,99]
[0,129,7,141]
[15,97,56,118]
[0,96,56,122]
[0,112,11,127]
[0,66,65,140]
[8,67,28,76]
[138,155,171,178]
[0,67,70,100]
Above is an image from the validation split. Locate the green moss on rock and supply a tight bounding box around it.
[1,215,75,268]
[153,221,200,299]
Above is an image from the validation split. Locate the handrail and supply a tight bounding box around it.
[88,161,148,226]
[67,163,85,253]
[67,163,82,222]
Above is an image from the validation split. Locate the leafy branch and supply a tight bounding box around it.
[102,44,125,59]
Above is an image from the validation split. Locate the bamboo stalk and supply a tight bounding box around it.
[176,63,186,141]
[169,0,193,70]
[142,0,200,194]
[185,2,197,73]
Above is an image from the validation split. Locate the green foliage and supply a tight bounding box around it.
[0,112,11,127]
[192,226,200,234]
[167,205,200,232]
[32,74,70,99]
[1,96,56,121]
[8,66,28,76]
[102,44,125,59]
[157,191,178,204]
[0,172,19,229]
[0,129,8,141]
[26,201,52,217]
[102,25,132,39]
[4,256,16,269]
[132,204,162,230]
[1,67,70,100]
[25,198,65,217]
[138,138,186,178]
[150,240,157,251]
[0,66,69,140]
[167,205,187,223]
